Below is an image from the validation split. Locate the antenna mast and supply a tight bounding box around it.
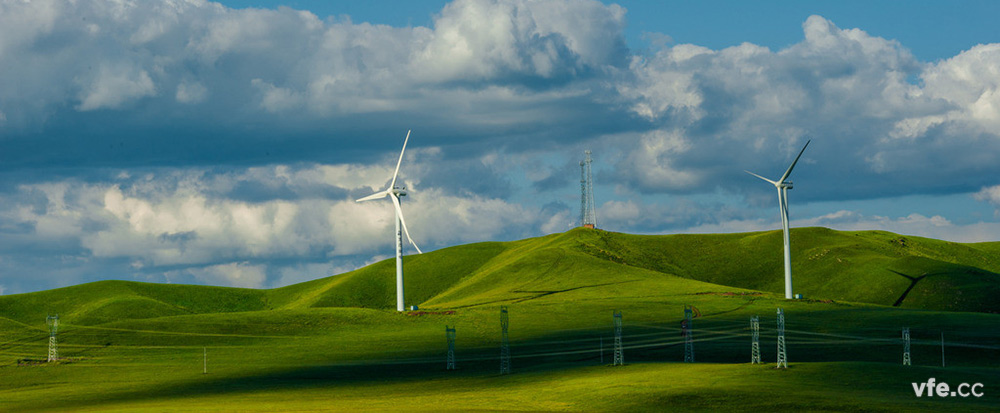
[580,150,597,228]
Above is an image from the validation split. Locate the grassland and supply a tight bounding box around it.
[1,227,998,411]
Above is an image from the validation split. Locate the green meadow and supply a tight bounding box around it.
[1,227,998,411]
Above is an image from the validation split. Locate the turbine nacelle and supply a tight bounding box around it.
[744,140,810,188]
[355,130,422,255]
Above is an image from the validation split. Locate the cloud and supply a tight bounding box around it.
[176,81,208,104]
[974,185,1000,214]
[77,63,156,111]
[0,0,631,172]
[0,161,561,291]
[681,209,1000,243]
[182,262,268,289]
[613,15,1000,200]
[412,0,627,82]
[2,2,997,203]
[613,130,699,192]
[919,43,1000,132]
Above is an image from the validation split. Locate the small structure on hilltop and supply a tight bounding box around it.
[580,150,597,229]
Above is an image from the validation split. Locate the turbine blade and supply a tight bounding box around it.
[355,190,389,203]
[390,193,423,254]
[745,170,777,186]
[389,130,411,190]
[778,140,810,184]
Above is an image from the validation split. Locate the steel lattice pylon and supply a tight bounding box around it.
[499,306,511,374]
[446,325,456,370]
[751,315,761,364]
[612,310,624,366]
[902,327,911,366]
[776,308,787,368]
[580,150,597,228]
[46,315,59,362]
[683,305,695,363]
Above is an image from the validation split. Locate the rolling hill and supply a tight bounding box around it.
[273,226,1000,313]
[1,227,999,411]
[2,227,999,329]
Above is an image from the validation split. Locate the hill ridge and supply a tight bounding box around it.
[2,227,998,328]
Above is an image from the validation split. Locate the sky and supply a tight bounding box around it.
[1,0,999,295]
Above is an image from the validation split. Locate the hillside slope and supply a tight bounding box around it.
[574,227,1000,313]
[2,227,998,329]
[281,227,1000,313]
[0,280,270,326]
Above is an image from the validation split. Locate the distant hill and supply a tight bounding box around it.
[273,227,1000,313]
[2,227,998,328]
[573,227,1000,313]
[0,280,270,326]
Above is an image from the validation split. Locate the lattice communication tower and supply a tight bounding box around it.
[580,150,597,228]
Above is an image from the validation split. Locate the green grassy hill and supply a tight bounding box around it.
[272,226,1000,313]
[573,227,1000,313]
[3,227,998,329]
[0,281,270,326]
[2,227,999,411]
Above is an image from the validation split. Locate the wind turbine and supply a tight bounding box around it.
[745,140,810,300]
[356,130,423,312]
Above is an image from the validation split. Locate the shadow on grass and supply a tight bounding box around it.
[887,269,943,307]
[24,313,1000,411]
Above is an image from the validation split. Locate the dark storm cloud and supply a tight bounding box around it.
[0,0,631,173]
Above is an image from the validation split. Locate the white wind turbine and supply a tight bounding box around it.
[356,130,423,312]
[745,140,810,300]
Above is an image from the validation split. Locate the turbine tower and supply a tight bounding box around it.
[356,130,423,312]
[580,150,597,228]
[745,140,810,300]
